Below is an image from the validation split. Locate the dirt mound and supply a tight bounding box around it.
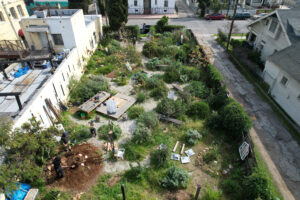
[44,143,102,194]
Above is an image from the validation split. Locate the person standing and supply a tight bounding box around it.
[52,156,64,178]
[61,131,71,152]
[90,121,97,137]
[132,37,136,46]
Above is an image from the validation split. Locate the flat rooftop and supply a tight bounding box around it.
[28,9,80,19]
[0,64,51,118]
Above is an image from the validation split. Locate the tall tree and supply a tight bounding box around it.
[69,0,92,14]
[198,0,211,17]
[107,0,128,31]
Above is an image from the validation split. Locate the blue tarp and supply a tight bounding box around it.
[14,67,29,78]
[5,183,31,200]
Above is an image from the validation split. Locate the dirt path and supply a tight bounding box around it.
[196,34,299,200]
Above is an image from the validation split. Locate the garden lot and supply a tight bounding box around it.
[0,18,283,200]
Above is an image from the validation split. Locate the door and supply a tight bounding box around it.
[144,0,151,14]
[39,32,49,50]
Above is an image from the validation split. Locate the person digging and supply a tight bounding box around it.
[52,156,65,179]
[90,120,97,137]
[61,131,71,152]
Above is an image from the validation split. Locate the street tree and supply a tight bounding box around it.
[107,0,128,31]
[198,0,211,17]
[69,0,91,14]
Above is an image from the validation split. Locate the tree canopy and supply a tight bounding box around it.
[107,0,128,31]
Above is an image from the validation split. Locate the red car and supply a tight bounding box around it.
[205,13,226,20]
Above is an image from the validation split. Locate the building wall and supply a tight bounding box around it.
[13,47,84,128]
[249,16,290,61]
[0,0,29,40]
[128,0,175,14]
[263,60,300,126]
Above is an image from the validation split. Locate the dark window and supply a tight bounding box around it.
[52,83,58,97]
[39,114,44,124]
[10,7,18,19]
[155,0,157,4]
[280,76,288,86]
[17,5,24,17]
[134,0,138,6]
[67,72,70,78]
[164,0,168,7]
[68,65,71,72]
[0,12,5,21]
[269,20,278,33]
[60,84,65,96]
[52,34,64,45]
[298,94,300,100]
[93,32,96,43]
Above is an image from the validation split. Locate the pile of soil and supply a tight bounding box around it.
[44,143,102,193]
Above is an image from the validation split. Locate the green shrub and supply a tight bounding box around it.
[124,25,140,39]
[220,101,252,138]
[136,92,146,103]
[132,123,152,144]
[69,125,91,143]
[187,101,210,119]
[201,186,222,200]
[98,123,122,141]
[208,86,230,110]
[145,75,163,89]
[180,66,201,81]
[150,148,168,168]
[128,106,145,119]
[163,66,180,83]
[204,64,222,89]
[217,29,227,42]
[184,81,210,99]
[136,111,159,129]
[142,41,162,58]
[155,16,169,33]
[247,50,263,66]
[230,39,242,48]
[243,168,277,200]
[161,166,189,190]
[186,129,202,145]
[205,111,222,130]
[146,57,161,70]
[203,147,218,164]
[107,39,121,54]
[41,189,71,200]
[124,164,144,182]
[221,178,243,199]
[96,64,115,74]
[86,59,97,70]
[134,71,148,84]
[163,25,185,32]
[150,83,169,99]
[156,98,186,118]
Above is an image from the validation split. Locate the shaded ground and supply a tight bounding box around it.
[45,143,102,195]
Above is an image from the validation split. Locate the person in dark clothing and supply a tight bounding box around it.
[90,121,97,137]
[132,37,136,46]
[61,131,71,151]
[52,156,64,178]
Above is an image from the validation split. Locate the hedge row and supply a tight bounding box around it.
[103,25,140,38]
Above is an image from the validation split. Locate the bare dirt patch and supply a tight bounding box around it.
[44,143,103,195]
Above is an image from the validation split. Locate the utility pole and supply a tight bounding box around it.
[226,0,238,50]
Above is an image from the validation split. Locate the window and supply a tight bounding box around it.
[60,84,65,96]
[10,7,18,19]
[62,72,65,81]
[17,5,24,17]
[0,11,5,21]
[52,83,58,97]
[134,0,138,6]
[68,65,71,72]
[155,0,157,5]
[298,94,300,100]
[269,20,278,34]
[164,0,168,7]
[280,76,288,86]
[52,34,64,45]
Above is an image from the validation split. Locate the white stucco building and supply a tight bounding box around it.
[128,0,175,14]
[247,7,300,125]
[0,9,102,128]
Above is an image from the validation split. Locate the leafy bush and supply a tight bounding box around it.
[146,57,161,70]
[205,111,222,130]
[217,29,227,42]
[180,66,201,81]
[187,101,210,119]
[150,83,169,99]
[162,25,185,32]
[124,164,144,182]
[136,111,159,129]
[145,75,163,89]
[208,86,230,111]
[243,168,277,200]
[155,16,169,33]
[95,64,115,74]
[184,81,210,99]
[132,123,152,144]
[203,147,218,164]
[150,148,168,168]
[186,129,202,145]
[230,39,242,48]
[161,166,189,190]
[221,178,243,199]
[136,92,146,103]
[69,125,91,143]
[41,189,71,200]
[107,39,121,54]
[142,41,162,58]
[204,64,222,89]
[163,66,180,83]
[98,123,122,141]
[247,50,263,66]
[124,25,140,38]
[128,106,145,119]
[156,98,186,118]
[201,186,222,200]
[220,101,252,138]
[69,75,109,104]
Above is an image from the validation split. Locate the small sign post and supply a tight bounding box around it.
[239,141,250,160]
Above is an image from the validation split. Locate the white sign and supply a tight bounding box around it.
[239,141,250,160]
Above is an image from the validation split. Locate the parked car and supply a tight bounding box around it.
[205,13,226,20]
[252,13,267,20]
[229,12,251,20]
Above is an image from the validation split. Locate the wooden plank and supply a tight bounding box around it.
[79,91,110,113]
[24,189,39,200]
[180,144,185,155]
[96,93,136,119]
[158,114,183,125]
[173,141,179,153]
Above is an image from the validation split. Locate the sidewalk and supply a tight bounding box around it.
[128,14,178,19]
